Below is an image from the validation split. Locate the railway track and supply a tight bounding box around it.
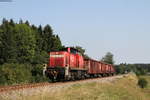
[0,82,50,93]
[0,75,124,93]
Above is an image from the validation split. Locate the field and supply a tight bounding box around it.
[1,74,150,100]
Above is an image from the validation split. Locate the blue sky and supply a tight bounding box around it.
[0,0,150,64]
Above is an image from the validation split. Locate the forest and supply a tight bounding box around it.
[0,19,149,85]
[0,18,62,85]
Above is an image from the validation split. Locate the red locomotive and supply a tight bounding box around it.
[45,47,115,81]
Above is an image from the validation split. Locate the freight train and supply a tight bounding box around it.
[45,47,115,81]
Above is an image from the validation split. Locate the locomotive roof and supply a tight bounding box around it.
[61,47,79,52]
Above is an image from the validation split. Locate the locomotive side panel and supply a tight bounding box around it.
[75,54,84,69]
[69,53,77,68]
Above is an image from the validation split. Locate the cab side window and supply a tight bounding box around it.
[70,49,77,54]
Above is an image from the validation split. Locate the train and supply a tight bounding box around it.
[45,47,115,81]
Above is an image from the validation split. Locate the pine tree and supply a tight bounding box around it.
[51,35,62,51]
[0,19,17,64]
[43,25,53,52]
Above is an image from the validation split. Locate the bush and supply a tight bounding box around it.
[0,63,49,85]
[138,78,148,88]
[0,63,32,85]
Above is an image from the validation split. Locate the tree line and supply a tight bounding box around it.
[100,52,150,75]
[115,63,150,75]
[0,19,63,85]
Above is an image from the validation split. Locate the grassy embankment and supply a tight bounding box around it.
[25,74,150,100]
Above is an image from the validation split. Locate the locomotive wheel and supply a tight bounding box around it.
[70,72,73,81]
[71,75,75,81]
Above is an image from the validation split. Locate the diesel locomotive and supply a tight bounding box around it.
[45,47,115,81]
